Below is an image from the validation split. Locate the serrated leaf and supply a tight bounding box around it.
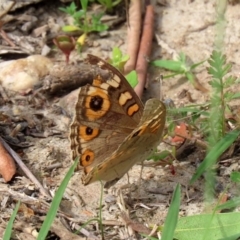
[208,68,217,76]
[224,92,234,101]
[224,76,236,88]
[222,64,232,75]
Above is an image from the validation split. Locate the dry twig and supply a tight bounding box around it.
[134,3,154,98]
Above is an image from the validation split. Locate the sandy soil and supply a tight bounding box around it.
[0,0,240,239]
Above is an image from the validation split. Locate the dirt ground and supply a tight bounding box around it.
[0,0,240,239]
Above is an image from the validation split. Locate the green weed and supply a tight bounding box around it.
[151,3,240,238]
[59,0,108,34]
[151,52,206,91]
[93,0,122,12]
[109,47,138,88]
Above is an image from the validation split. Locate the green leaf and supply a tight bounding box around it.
[185,71,195,85]
[223,92,234,102]
[59,2,77,15]
[224,76,236,88]
[161,184,181,240]
[73,9,86,20]
[61,25,81,32]
[37,158,78,240]
[121,55,129,63]
[216,198,240,211]
[110,47,129,71]
[147,150,171,161]
[81,0,88,11]
[174,212,240,240]
[112,47,122,63]
[59,7,68,14]
[191,130,240,184]
[4,201,20,240]
[230,171,240,183]
[222,63,232,76]
[163,72,182,79]
[90,13,108,32]
[151,59,185,73]
[190,59,206,70]
[92,12,104,22]
[126,70,138,88]
[112,0,122,7]
[208,51,230,79]
[95,24,108,32]
[232,92,240,99]
[219,233,240,240]
[177,52,186,62]
[167,104,207,114]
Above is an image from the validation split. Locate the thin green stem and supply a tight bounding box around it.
[99,181,105,239]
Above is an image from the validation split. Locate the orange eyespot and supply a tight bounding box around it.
[85,89,110,120]
[79,125,100,141]
[81,149,94,168]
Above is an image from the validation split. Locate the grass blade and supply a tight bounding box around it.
[3,201,20,240]
[161,184,181,240]
[190,130,240,184]
[37,158,78,240]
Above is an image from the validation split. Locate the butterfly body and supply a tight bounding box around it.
[69,55,166,186]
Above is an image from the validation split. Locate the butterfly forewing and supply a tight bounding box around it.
[70,55,145,173]
[70,55,166,185]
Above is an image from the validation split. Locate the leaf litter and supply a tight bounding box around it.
[0,0,240,239]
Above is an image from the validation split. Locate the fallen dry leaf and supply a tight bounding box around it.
[18,203,35,218]
[0,141,16,181]
[172,122,189,143]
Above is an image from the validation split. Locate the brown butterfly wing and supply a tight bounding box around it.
[83,99,166,186]
[69,55,144,173]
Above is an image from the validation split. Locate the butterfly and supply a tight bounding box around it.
[69,54,166,186]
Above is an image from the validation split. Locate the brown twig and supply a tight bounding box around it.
[134,3,154,98]
[0,30,16,47]
[124,0,142,74]
[0,1,16,47]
